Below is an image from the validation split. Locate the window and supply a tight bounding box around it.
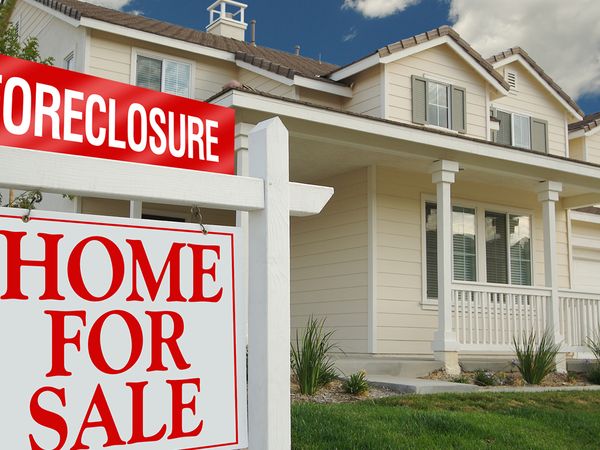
[493,108,548,153]
[425,201,532,300]
[512,113,531,149]
[425,203,477,299]
[427,82,449,128]
[485,211,532,286]
[135,54,191,97]
[412,76,466,132]
[64,52,75,71]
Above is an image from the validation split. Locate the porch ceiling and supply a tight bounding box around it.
[228,91,600,202]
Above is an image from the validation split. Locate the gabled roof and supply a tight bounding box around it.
[569,111,600,133]
[29,0,338,80]
[327,25,510,93]
[487,47,584,118]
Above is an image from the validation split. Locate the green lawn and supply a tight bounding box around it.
[292,391,600,449]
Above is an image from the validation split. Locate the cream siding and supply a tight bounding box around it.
[585,132,600,165]
[385,44,488,139]
[291,168,369,354]
[88,30,236,101]
[297,87,343,109]
[343,66,382,117]
[238,69,296,99]
[374,167,571,354]
[570,136,586,161]
[492,62,568,157]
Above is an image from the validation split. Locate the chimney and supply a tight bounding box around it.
[206,0,248,41]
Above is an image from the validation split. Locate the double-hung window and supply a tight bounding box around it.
[135,54,191,98]
[412,76,466,132]
[493,108,548,153]
[425,202,532,300]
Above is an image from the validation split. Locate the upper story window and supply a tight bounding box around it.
[412,76,466,133]
[493,108,548,153]
[135,54,191,97]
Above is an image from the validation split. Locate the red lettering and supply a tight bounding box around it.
[126,240,186,302]
[166,378,203,440]
[146,311,190,372]
[0,231,64,300]
[71,384,125,450]
[188,244,222,302]
[88,310,143,374]
[67,236,124,301]
[126,381,167,444]
[29,386,67,450]
[45,310,86,377]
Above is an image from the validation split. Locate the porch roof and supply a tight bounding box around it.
[210,86,600,207]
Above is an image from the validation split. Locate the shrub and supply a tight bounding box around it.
[451,374,470,384]
[343,371,369,395]
[291,316,338,395]
[587,365,600,385]
[513,330,560,385]
[473,369,498,386]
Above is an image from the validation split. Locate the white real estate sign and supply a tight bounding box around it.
[0,208,247,450]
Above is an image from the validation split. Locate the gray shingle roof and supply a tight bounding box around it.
[487,47,584,118]
[31,0,338,80]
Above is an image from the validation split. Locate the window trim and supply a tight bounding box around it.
[131,48,195,98]
[420,193,536,309]
[511,112,532,150]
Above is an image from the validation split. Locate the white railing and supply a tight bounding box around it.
[559,290,600,350]
[452,282,552,351]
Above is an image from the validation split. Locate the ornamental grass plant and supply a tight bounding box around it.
[343,371,369,395]
[291,316,338,395]
[513,330,560,385]
[586,331,600,384]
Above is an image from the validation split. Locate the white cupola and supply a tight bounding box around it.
[206,0,248,41]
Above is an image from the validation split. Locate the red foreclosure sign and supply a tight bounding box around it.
[0,54,234,174]
[0,209,246,449]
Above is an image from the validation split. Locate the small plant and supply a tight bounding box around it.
[473,369,498,386]
[587,365,600,385]
[343,371,369,395]
[513,330,560,385]
[585,332,600,384]
[451,374,470,384]
[291,316,338,395]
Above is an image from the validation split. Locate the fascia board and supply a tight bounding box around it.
[328,53,380,81]
[293,76,353,98]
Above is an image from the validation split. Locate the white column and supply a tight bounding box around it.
[129,200,142,218]
[431,160,460,375]
[536,180,567,373]
[248,118,291,449]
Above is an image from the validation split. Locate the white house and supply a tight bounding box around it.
[5,0,600,374]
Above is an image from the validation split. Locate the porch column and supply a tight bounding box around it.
[536,181,567,373]
[431,160,460,375]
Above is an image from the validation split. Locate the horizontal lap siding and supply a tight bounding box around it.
[238,69,296,99]
[569,136,586,161]
[375,168,437,354]
[492,62,568,157]
[291,169,369,354]
[386,45,488,139]
[586,133,600,165]
[343,66,381,117]
[297,87,343,109]
[89,31,236,100]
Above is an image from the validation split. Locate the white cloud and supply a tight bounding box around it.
[342,0,422,18]
[450,0,600,100]
[342,27,358,42]
[79,0,133,10]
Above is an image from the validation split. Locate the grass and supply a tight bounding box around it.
[292,391,600,449]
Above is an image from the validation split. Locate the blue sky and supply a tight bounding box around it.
[119,0,600,116]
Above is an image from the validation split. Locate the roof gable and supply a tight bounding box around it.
[328,25,510,94]
[487,47,583,119]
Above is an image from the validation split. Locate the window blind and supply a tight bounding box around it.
[452,207,476,282]
[509,215,532,285]
[136,55,162,92]
[485,211,508,284]
[164,60,191,97]
[425,203,438,298]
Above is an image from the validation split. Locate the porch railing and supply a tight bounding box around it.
[559,291,600,350]
[452,282,552,351]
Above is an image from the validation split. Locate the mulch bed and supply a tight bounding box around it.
[424,369,590,387]
[291,378,399,404]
